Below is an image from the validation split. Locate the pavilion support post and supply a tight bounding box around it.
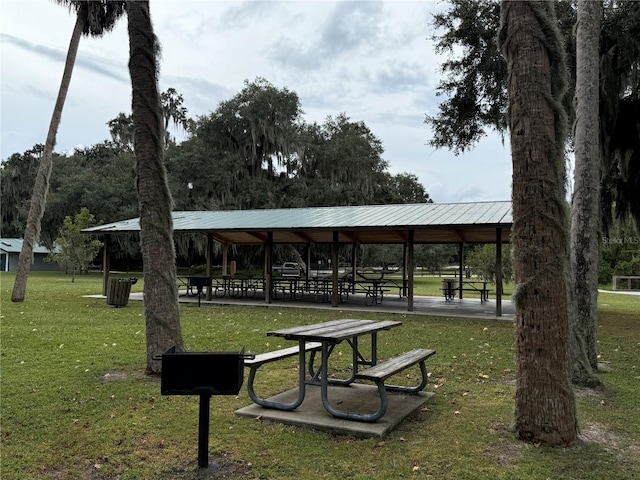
[331,231,339,307]
[402,242,408,296]
[407,230,415,312]
[496,228,503,316]
[458,243,464,299]
[102,234,111,296]
[306,244,311,281]
[206,233,213,300]
[222,243,228,276]
[265,232,273,304]
[351,243,358,293]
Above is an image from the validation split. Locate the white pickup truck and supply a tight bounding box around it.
[272,262,303,276]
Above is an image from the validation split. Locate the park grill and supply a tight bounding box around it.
[157,347,253,468]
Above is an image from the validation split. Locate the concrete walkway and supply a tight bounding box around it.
[599,289,640,296]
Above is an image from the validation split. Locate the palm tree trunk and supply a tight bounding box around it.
[11,9,86,302]
[127,0,184,373]
[570,0,602,387]
[499,0,578,446]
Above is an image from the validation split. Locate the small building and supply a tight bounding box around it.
[0,238,60,272]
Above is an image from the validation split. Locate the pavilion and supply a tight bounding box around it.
[84,201,512,316]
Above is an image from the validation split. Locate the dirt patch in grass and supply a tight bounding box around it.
[580,422,637,452]
[574,385,607,401]
[100,370,128,382]
[579,422,640,475]
[156,454,253,480]
[484,423,524,467]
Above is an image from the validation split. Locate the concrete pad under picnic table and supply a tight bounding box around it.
[234,383,434,438]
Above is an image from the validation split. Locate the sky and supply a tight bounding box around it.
[0,0,512,204]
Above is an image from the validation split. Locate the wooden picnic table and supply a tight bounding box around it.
[459,280,491,301]
[440,278,491,302]
[244,319,436,422]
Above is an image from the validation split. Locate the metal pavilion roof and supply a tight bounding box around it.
[83,201,512,245]
[0,238,52,254]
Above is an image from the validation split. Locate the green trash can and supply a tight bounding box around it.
[106,278,137,307]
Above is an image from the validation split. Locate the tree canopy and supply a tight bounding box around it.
[3,80,430,263]
[427,0,640,226]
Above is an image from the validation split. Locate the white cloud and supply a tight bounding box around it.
[0,0,512,203]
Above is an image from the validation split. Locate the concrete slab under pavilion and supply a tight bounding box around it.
[121,291,516,321]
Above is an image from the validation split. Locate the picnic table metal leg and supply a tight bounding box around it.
[308,344,336,381]
[319,341,388,422]
[246,341,308,410]
[316,340,356,386]
[371,332,378,366]
[383,360,429,393]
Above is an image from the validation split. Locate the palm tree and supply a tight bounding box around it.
[570,0,602,387]
[11,0,125,302]
[126,0,184,373]
[498,0,578,446]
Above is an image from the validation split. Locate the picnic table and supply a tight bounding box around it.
[244,319,436,422]
[441,278,491,302]
[460,280,491,301]
[338,270,404,306]
[184,276,211,306]
[272,276,305,301]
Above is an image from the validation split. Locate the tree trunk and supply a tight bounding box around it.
[127,0,184,373]
[499,0,578,446]
[570,0,602,387]
[11,9,86,302]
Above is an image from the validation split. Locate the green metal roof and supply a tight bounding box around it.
[84,201,512,244]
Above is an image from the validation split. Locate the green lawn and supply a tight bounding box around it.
[391,274,515,298]
[1,271,638,479]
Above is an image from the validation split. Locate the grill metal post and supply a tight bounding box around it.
[198,394,211,468]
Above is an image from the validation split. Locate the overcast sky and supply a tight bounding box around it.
[1,0,512,204]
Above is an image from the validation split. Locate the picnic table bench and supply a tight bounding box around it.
[244,342,322,410]
[354,348,436,421]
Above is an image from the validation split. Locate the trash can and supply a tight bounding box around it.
[441,278,457,300]
[106,277,137,307]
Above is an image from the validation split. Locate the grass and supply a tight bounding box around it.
[391,274,515,298]
[1,271,639,479]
